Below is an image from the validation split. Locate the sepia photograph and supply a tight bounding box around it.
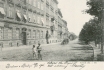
[0,0,103,62]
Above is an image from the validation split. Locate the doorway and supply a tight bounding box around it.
[22,32,27,45]
[22,28,27,45]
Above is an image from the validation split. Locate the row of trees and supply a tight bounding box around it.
[79,0,103,47]
[79,18,102,45]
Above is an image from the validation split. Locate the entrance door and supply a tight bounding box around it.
[22,32,27,45]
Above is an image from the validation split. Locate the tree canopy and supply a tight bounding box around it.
[79,0,104,44]
[79,18,102,44]
[86,0,103,19]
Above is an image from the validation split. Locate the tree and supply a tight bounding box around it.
[86,0,104,53]
[79,18,102,44]
[86,0,103,21]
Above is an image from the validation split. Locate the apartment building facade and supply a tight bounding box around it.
[0,0,69,47]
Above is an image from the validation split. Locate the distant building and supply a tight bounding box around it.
[0,0,69,47]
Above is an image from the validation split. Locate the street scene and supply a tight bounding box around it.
[0,0,104,61]
[0,39,100,61]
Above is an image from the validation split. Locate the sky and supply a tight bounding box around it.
[58,0,93,35]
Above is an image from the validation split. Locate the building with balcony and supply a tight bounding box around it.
[0,0,69,47]
[0,0,46,47]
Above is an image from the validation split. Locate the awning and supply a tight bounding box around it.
[0,7,5,15]
[17,12,22,19]
[23,15,27,20]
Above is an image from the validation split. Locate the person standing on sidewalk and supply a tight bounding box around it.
[32,45,37,59]
[37,43,42,60]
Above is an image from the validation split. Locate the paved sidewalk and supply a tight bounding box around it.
[89,44,101,61]
[93,47,101,61]
[0,43,60,51]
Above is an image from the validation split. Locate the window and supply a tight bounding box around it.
[0,27,3,40]
[28,12,33,22]
[41,3,44,10]
[0,7,5,18]
[16,9,22,21]
[46,14,49,21]
[41,31,43,38]
[33,0,36,7]
[37,1,40,9]
[37,30,40,39]
[37,16,40,24]
[33,14,36,23]
[7,6,14,18]
[33,30,36,38]
[50,6,54,12]
[46,16,49,21]
[27,29,31,38]
[22,0,26,4]
[8,28,12,40]
[28,0,32,5]
[41,17,44,25]
[46,3,49,9]
[55,10,57,15]
[16,28,20,39]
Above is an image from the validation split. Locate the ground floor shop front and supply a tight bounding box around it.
[0,22,48,47]
[0,22,63,47]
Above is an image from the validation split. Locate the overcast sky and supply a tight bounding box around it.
[58,0,93,35]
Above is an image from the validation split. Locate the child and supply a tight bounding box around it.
[37,43,42,60]
[32,45,37,59]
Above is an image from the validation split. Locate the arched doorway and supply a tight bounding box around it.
[22,28,27,45]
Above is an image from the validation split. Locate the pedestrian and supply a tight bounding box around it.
[32,45,37,59]
[37,43,42,60]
